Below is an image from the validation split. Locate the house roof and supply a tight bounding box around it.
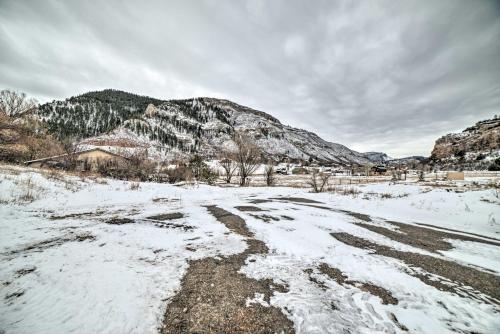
[25,147,129,164]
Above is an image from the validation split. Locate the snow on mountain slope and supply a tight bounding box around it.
[36,89,373,164]
[363,152,393,163]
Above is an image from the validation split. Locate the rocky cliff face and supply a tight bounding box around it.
[363,152,392,164]
[36,89,377,165]
[431,117,500,169]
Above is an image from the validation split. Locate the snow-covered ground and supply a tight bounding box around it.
[1,164,499,333]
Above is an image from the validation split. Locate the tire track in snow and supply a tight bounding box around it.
[161,205,294,334]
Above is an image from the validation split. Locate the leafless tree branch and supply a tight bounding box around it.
[0,90,38,117]
[234,132,261,186]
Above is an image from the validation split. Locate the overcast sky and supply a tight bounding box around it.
[1,0,499,157]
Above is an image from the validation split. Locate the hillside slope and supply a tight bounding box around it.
[36,89,373,164]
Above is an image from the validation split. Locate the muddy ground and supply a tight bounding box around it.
[161,206,295,334]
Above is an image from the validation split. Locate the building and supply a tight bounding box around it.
[371,165,388,175]
[25,148,129,172]
[446,171,465,180]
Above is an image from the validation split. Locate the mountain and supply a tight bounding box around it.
[363,152,392,164]
[386,156,427,168]
[430,117,500,170]
[36,89,376,164]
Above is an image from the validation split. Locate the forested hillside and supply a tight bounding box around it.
[36,89,373,164]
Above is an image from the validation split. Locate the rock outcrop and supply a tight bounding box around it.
[431,117,500,170]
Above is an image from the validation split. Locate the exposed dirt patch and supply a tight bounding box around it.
[317,263,398,305]
[302,204,337,211]
[331,232,500,305]
[248,199,272,204]
[153,197,180,203]
[15,267,36,277]
[390,313,408,331]
[147,212,184,221]
[235,206,265,212]
[357,222,451,252]
[303,268,328,290]
[49,212,96,220]
[357,283,399,305]
[148,221,194,231]
[270,197,324,204]
[5,290,24,301]
[3,232,95,259]
[162,206,295,334]
[204,206,253,238]
[280,215,294,221]
[250,214,281,223]
[105,217,135,225]
[416,223,500,244]
[357,221,500,252]
[317,264,347,284]
[338,210,372,222]
[74,234,95,242]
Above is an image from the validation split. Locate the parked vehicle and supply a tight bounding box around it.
[275,166,288,175]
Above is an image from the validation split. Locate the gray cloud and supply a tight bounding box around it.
[1,0,499,157]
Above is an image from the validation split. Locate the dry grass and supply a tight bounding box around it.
[13,176,39,203]
[328,185,361,197]
[129,182,140,190]
[95,178,108,185]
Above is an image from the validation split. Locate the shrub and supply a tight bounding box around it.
[220,154,237,183]
[292,167,308,175]
[200,167,218,185]
[309,170,330,193]
[97,154,155,181]
[264,165,275,186]
[185,155,219,185]
[188,154,205,180]
[164,165,190,184]
[488,158,500,171]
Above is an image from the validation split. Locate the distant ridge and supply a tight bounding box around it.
[37,89,385,164]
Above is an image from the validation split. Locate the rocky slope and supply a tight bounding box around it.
[431,117,500,170]
[36,89,376,164]
[363,152,392,164]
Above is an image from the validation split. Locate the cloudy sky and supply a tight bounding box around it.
[1,0,499,157]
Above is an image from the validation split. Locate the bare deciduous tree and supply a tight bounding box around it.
[0,90,38,117]
[363,163,373,177]
[234,133,261,186]
[264,164,275,186]
[220,151,237,183]
[309,169,331,193]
